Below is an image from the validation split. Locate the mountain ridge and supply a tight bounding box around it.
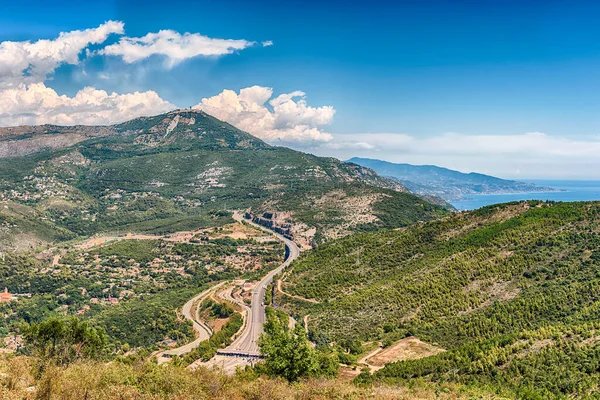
[0,110,448,251]
[348,157,561,201]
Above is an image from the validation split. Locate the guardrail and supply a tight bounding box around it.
[216,349,264,359]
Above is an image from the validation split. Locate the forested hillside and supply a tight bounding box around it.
[0,110,447,251]
[279,201,600,398]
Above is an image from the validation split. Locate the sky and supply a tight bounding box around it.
[2,0,600,179]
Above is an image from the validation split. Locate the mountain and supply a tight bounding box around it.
[278,200,600,398]
[0,110,448,251]
[347,157,559,201]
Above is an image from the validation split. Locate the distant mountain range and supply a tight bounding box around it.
[348,157,560,201]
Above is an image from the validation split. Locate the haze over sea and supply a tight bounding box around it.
[451,180,600,211]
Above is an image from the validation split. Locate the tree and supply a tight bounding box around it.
[258,307,337,381]
[22,316,106,365]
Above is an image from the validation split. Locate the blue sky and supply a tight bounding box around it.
[2,0,600,178]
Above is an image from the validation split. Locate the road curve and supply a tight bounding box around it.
[162,282,226,357]
[222,211,300,356]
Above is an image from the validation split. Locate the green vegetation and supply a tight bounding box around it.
[257,307,338,382]
[182,312,243,363]
[0,225,283,349]
[199,299,234,319]
[0,110,445,354]
[92,287,199,349]
[0,110,447,250]
[373,322,600,399]
[22,317,106,365]
[280,201,600,398]
[94,239,158,264]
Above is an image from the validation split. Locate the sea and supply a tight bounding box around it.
[450,180,600,211]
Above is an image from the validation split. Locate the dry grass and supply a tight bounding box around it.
[0,356,507,400]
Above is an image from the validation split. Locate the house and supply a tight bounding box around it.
[0,288,12,303]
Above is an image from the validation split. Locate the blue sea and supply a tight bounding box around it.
[450,180,600,211]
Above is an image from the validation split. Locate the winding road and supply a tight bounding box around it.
[159,282,225,360]
[219,211,300,357]
[163,211,299,366]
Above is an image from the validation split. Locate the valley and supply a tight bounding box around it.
[2,111,600,400]
[3,4,599,399]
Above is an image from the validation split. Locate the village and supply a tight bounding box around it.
[0,219,284,354]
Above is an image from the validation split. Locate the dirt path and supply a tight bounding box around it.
[49,220,263,267]
[50,253,62,267]
[276,276,320,304]
[357,343,385,372]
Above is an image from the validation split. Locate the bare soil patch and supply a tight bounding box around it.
[337,366,362,382]
[366,337,445,367]
[208,317,230,334]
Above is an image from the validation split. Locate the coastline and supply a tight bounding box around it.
[448,180,600,211]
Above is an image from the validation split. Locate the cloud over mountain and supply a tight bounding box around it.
[194,86,335,144]
[314,132,600,179]
[0,23,264,127]
[0,83,174,126]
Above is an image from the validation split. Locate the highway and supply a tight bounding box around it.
[220,211,300,356]
[164,211,299,367]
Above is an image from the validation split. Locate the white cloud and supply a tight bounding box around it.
[309,132,600,179]
[0,21,124,87]
[262,40,274,47]
[194,86,335,144]
[0,83,174,126]
[325,141,375,150]
[330,132,600,157]
[100,30,256,67]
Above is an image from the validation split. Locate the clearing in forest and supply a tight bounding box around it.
[365,337,445,368]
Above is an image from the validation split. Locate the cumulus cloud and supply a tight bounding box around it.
[0,21,124,87]
[100,30,256,67]
[194,86,335,144]
[0,83,174,126]
[262,40,274,47]
[0,20,176,126]
[0,23,267,127]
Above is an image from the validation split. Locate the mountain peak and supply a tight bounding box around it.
[113,110,269,150]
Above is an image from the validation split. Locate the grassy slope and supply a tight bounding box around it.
[280,201,600,399]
